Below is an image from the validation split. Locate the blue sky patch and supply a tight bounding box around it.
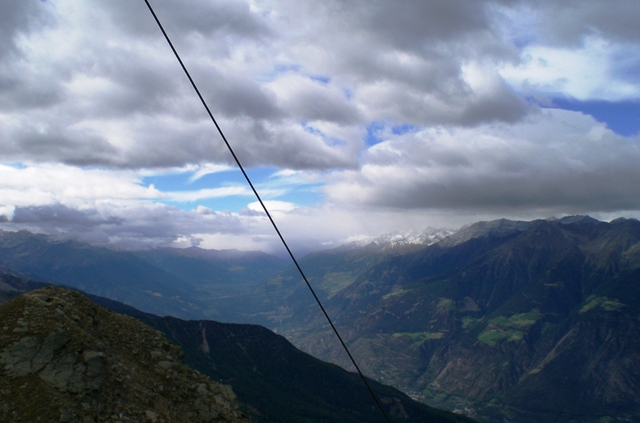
[365,121,386,146]
[301,122,347,146]
[546,98,640,137]
[392,123,419,135]
[142,166,322,212]
[365,122,421,146]
[257,63,302,82]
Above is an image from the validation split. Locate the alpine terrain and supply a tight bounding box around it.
[1,217,639,422]
[260,217,640,422]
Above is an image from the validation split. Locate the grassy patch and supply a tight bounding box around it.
[461,316,483,330]
[477,309,541,347]
[579,297,626,313]
[503,310,540,328]
[478,329,524,347]
[541,322,554,335]
[601,299,626,311]
[437,298,455,311]
[319,272,356,296]
[382,289,412,300]
[392,332,444,346]
[580,297,604,313]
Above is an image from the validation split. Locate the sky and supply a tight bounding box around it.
[1,0,640,256]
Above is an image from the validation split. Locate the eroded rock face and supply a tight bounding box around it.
[0,287,252,423]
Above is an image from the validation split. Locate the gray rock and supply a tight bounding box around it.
[0,286,253,423]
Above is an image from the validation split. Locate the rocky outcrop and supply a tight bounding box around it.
[0,286,252,423]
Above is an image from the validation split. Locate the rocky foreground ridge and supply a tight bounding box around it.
[0,273,476,423]
[0,286,251,423]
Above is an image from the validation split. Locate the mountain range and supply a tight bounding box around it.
[0,217,639,422]
[262,216,640,422]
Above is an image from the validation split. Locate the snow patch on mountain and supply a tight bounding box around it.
[340,227,456,251]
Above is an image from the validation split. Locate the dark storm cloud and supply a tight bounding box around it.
[325,110,640,213]
[79,50,182,119]
[293,0,527,127]
[1,0,637,175]
[526,0,640,46]
[360,171,640,212]
[0,0,365,170]
[458,78,533,125]
[100,0,271,40]
[0,0,52,58]
[356,0,491,49]
[222,119,360,170]
[267,75,363,124]
[287,90,361,124]
[202,73,282,120]
[0,1,63,111]
[13,204,123,226]
[359,75,531,127]
[7,128,120,167]
[0,74,62,111]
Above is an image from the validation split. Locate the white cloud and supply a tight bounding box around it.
[247,200,297,213]
[0,0,553,172]
[189,163,235,181]
[0,164,161,208]
[1,0,640,253]
[265,74,362,124]
[500,37,640,101]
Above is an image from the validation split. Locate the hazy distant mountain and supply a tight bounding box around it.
[0,230,201,318]
[134,246,286,296]
[274,217,640,422]
[0,276,475,423]
[0,230,285,321]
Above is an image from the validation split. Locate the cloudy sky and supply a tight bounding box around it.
[1,0,640,255]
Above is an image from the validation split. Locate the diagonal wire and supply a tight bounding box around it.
[141,1,393,422]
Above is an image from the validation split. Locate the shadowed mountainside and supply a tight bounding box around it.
[270,217,640,422]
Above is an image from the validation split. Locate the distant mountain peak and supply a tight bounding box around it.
[335,216,607,253]
[438,215,605,248]
[438,218,533,247]
[340,227,455,251]
[556,215,600,225]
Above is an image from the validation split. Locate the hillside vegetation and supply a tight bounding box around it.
[269,217,640,422]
